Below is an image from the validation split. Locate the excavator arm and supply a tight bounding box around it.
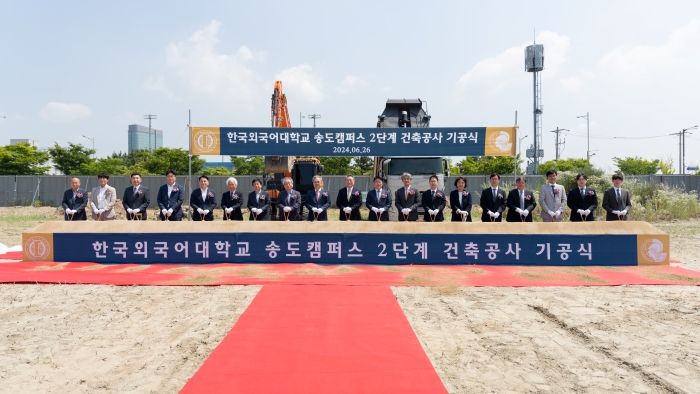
[271,80,292,128]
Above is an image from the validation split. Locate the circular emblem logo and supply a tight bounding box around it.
[193,129,218,153]
[24,236,51,261]
[487,130,513,152]
[640,239,667,263]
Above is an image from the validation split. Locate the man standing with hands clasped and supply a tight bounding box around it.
[506,177,537,222]
[395,173,420,222]
[90,173,116,221]
[567,173,598,221]
[191,175,216,221]
[602,173,632,221]
[123,172,150,220]
[366,176,392,221]
[305,175,331,221]
[480,173,507,222]
[157,169,185,221]
[62,177,88,221]
[336,175,363,221]
[539,170,567,222]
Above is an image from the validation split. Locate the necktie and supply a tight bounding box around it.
[316,191,320,202]
[616,189,622,207]
[405,188,408,200]
[133,186,138,196]
[520,191,524,210]
[432,190,436,200]
[347,188,351,200]
[580,188,584,197]
[551,185,555,195]
[492,188,496,201]
[377,190,380,200]
[287,193,290,204]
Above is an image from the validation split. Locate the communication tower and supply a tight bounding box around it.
[525,43,544,174]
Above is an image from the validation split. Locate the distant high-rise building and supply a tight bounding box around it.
[10,139,39,146]
[128,124,163,153]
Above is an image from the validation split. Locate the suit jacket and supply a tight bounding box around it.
[61,188,88,221]
[221,190,244,221]
[122,186,150,220]
[602,187,632,221]
[247,191,271,220]
[336,187,363,221]
[422,189,446,222]
[157,183,185,220]
[449,190,473,222]
[539,183,567,219]
[567,187,598,222]
[277,190,302,221]
[90,185,116,220]
[305,189,331,221]
[395,186,421,221]
[479,187,507,222]
[506,189,537,222]
[190,189,217,221]
[366,189,392,221]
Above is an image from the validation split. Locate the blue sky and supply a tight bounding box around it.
[1,0,699,172]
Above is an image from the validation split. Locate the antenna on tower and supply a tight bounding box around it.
[524,39,544,174]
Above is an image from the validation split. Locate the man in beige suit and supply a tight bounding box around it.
[90,173,117,221]
[539,170,567,222]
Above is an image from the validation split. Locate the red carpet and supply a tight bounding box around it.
[1,261,699,287]
[180,285,447,393]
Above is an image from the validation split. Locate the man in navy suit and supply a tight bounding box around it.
[157,169,185,221]
[366,176,392,221]
[191,175,216,221]
[122,172,150,220]
[480,173,507,222]
[336,175,363,221]
[305,175,331,221]
[247,178,271,220]
[567,173,598,221]
[61,177,88,221]
[221,177,244,221]
[422,174,446,222]
[506,176,537,222]
[278,177,302,221]
[395,173,421,222]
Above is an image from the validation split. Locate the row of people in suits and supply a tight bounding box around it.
[62,171,632,223]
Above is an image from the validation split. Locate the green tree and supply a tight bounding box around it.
[317,156,353,175]
[78,158,129,175]
[48,142,96,175]
[142,148,204,175]
[536,157,603,176]
[110,150,154,173]
[0,143,50,175]
[350,156,374,175]
[613,156,660,175]
[201,166,234,176]
[230,156,265,175]
[456,155,522,175]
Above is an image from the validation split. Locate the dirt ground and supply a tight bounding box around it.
[0,285,260,393]
[1,208,699,393]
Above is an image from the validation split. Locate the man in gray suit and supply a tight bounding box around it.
[602,173,632,221]
[395,173,421,221]
[539,169,567,222]
[90,172,117,221]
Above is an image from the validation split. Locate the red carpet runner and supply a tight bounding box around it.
[179,285,447,393]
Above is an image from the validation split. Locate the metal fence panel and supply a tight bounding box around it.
[0,176,13,206]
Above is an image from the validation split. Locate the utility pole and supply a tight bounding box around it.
[300,112,305,128]
[144,113,157,151]
[550,127,568,161]
[308,113,321,128]
[576,112,590,161]
[671,125,698,174]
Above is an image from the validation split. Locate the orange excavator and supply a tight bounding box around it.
[265,81,323,220]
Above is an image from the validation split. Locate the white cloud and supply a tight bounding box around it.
[40,102,91,122]
[337,75,367,94]
[143,76,179,101]
[165,20,263,107]
[456,31,570,95]
[599,19,700,81]
[560,76,583,92]
[274,64,324,103]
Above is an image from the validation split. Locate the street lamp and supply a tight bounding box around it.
[576,112,590,161]
[82,135,95,158]
[518,134,528,175]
